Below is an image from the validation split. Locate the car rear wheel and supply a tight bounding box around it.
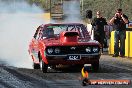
[92,60,99,71]
[33,63,40,69]
[40,60,48,73]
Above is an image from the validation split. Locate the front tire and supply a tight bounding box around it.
[38,52,48,73]
[41,60,48,73]
[33,63,40,69]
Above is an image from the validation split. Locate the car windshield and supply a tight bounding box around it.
[42,24,88,38]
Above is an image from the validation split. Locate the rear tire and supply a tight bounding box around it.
[92,60,99,72]
[33,63,40,69]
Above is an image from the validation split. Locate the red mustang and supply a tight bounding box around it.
[28,23,101,72]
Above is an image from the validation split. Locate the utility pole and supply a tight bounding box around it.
[81,0,84,16]
[45,0,48,10]
[50,0,51,17]
[61,0,63,4]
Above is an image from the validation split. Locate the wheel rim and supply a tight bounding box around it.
[40,60,42,70]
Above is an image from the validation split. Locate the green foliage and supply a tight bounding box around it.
[28,0,132,20]
[81,0,132,20]
[27,0,50,11]
[27,0,63,12]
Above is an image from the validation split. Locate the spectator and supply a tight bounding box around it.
[109,9,129,57]
[91,11,107,53]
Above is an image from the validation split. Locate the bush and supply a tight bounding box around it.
[81,0,132,20]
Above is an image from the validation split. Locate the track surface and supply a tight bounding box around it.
[0,0,132,88]
[1,55,132,88]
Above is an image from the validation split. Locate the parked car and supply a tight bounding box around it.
[28,23,101,73]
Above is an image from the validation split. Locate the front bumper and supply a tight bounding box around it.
[46,53,101,65]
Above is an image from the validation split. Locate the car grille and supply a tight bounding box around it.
[46,45,100,55]
[60,46,98,54]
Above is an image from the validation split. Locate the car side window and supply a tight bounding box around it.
[33,28,39,39]
[34,26,43,39]
[37,29,43,39]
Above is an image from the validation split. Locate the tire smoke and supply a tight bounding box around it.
[63,0,82,23]
[0,0,46,68]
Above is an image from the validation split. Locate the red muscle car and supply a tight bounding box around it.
[28,23,101,73]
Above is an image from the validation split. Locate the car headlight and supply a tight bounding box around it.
[93,47,98,52]
[54,48,60,54]
[85,47,91,53]
[47,48,53,54]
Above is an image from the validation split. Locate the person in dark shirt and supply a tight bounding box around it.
[91,11,107,53]
[109,9,129,57]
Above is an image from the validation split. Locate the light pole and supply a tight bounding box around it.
[50,0,51,17]
[81,0,84,16]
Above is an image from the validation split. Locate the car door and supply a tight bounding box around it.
[32,28,43,53]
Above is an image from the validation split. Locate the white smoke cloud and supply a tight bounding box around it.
[63,0,82,23]
[0,0,46,68]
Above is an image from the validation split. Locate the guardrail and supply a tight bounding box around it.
[87,23,132,58]
[109,31,132,58]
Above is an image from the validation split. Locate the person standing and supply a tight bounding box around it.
[109,9,129,57]
[91,11,107,53]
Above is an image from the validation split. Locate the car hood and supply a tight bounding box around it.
[43,37,100,46]
[43,31,99,46]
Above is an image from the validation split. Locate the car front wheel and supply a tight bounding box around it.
[40,60,48,73]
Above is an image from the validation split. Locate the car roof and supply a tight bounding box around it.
[37,23,85,29]
[44,23,85,26]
